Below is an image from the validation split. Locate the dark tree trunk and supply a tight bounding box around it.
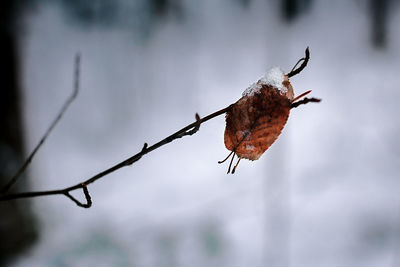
[370,0,389,48]
[0,1,37,265]
[281,0,313,23]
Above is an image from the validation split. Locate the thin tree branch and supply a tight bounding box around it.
[0,47,320,208]
[1,54,81,193]
[0,105,232,206]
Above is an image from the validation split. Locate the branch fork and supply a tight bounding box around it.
[64,183,92,208]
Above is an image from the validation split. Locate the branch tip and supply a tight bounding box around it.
[218,151,234,164]
[287,47,310,78]
[291,97,321,109]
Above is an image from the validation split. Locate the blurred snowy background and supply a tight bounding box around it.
[1,0,400,266]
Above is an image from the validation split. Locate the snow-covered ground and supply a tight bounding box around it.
[10,0,400,266]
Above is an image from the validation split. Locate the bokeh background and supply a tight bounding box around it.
[1,0,400,266]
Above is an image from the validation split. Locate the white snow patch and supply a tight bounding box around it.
[242,82,263,97]
[242,67,285,96]
[260,67,285,91]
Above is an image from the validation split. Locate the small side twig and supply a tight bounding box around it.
[1,54,81,194]
[64,183,92,208]
[218,130,250,174]
[291,97,321,109]
[178,113,201,137]
[287,47,310,78]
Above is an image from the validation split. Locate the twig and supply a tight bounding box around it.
[287,47,310,78]
[178,113,201,137]
[64,183,92,208]
[0,106,231,206]
[291,97,321,108]
[0,98,319,207]
[0,54,81,194]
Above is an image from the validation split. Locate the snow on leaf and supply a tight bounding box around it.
[242,67,285,96]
